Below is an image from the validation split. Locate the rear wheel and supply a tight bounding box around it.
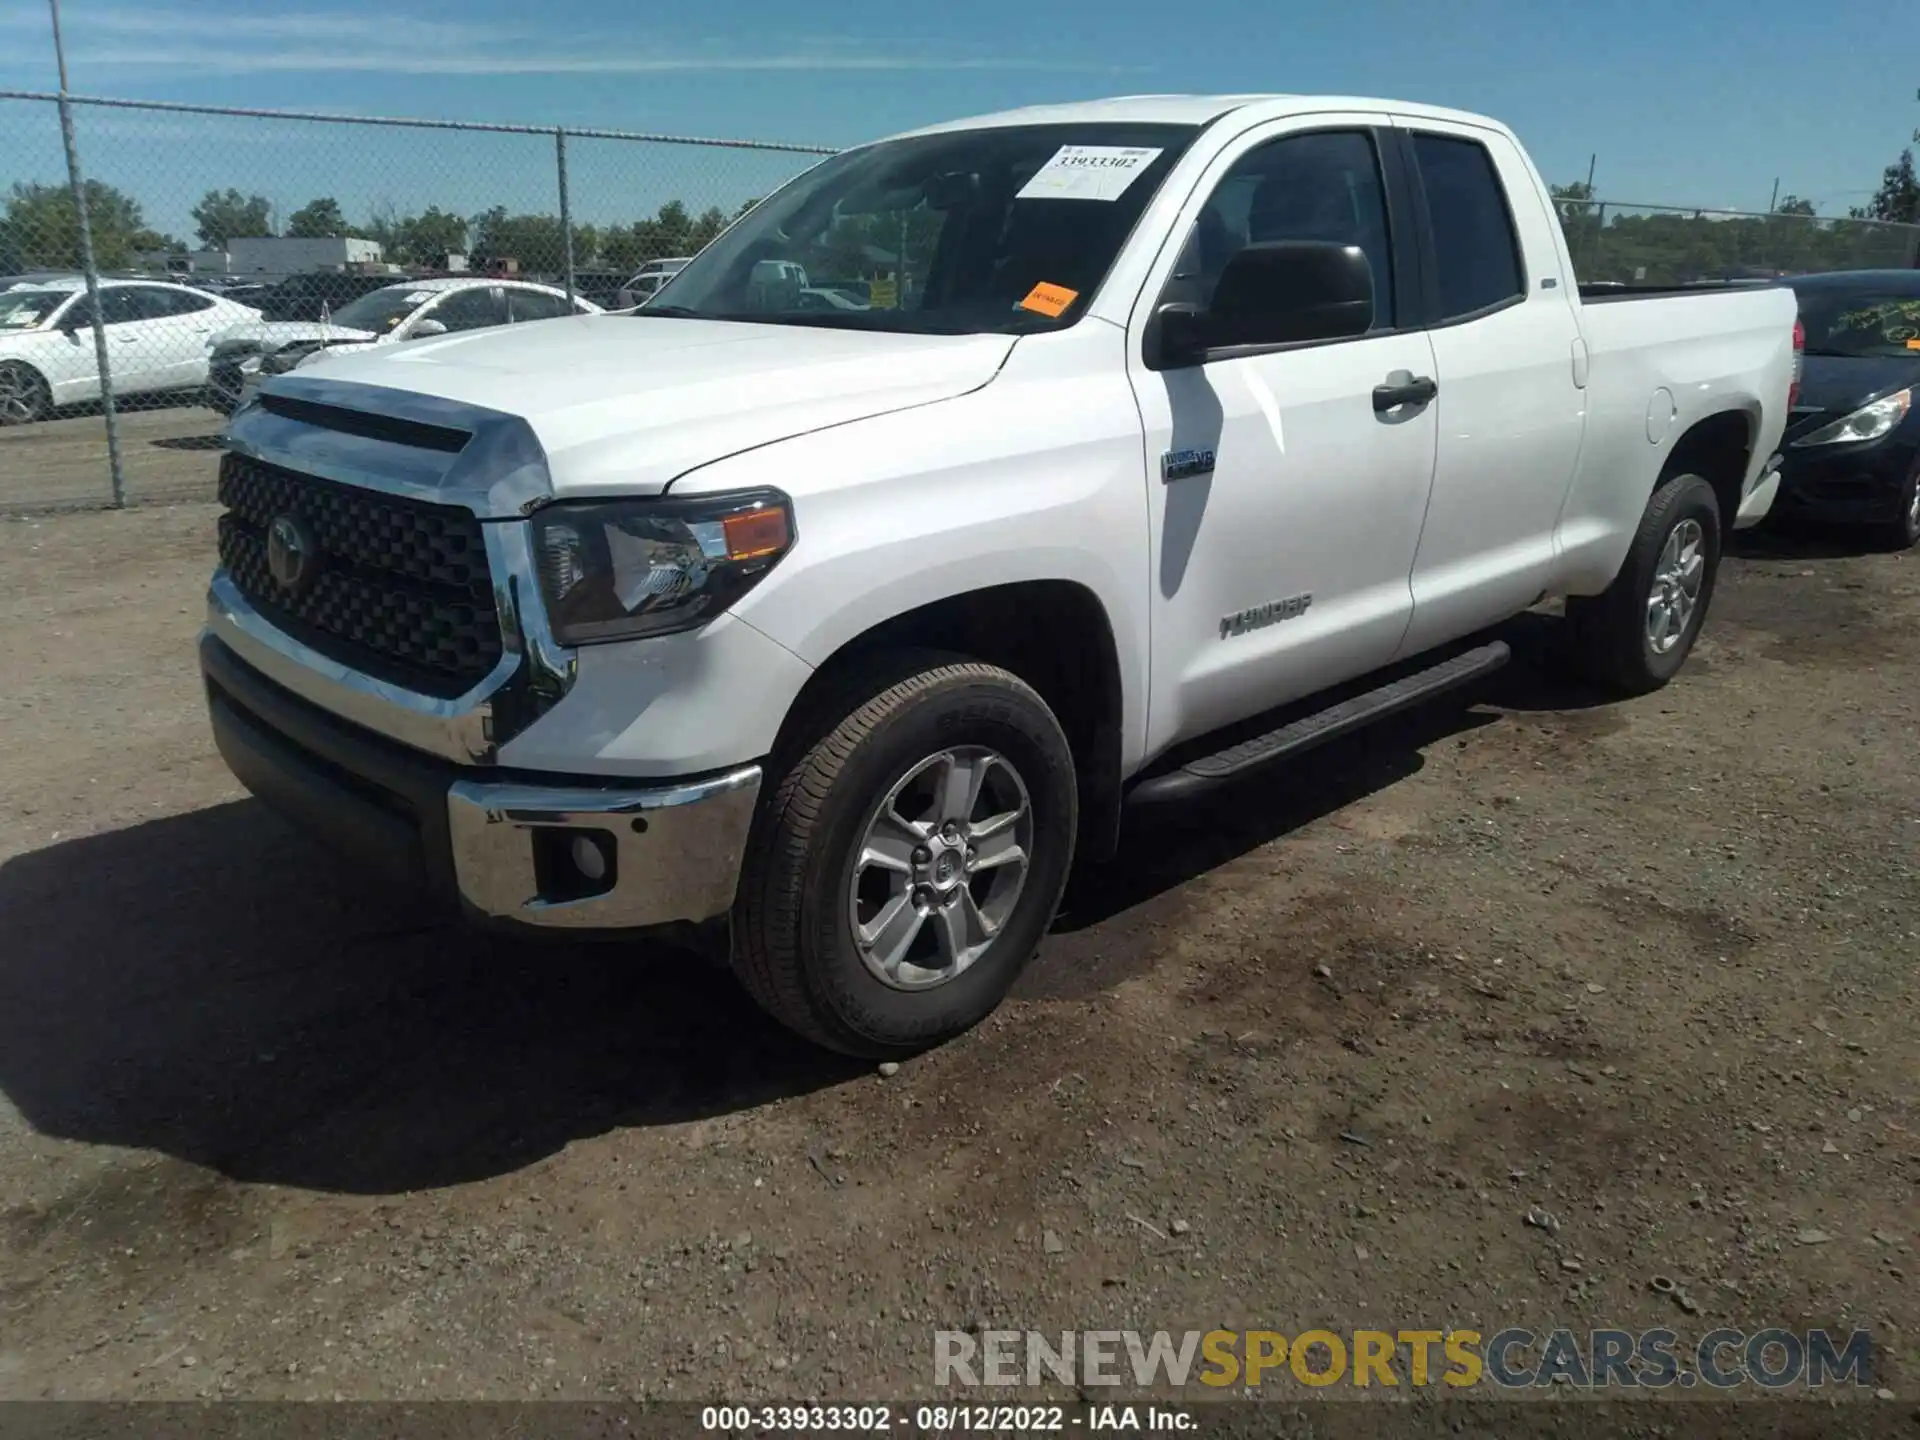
[0,362,50,426]
[1567,472,1722,695]
[731,653,1078,1057]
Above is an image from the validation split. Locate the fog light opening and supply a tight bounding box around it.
[531,827,618,903]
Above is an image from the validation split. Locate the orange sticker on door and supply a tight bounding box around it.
[1907,338,1920,351]
[1020,282,1079,318]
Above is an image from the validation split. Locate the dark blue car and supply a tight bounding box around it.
[1775,270,1920,549]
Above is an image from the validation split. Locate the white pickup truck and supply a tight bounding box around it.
[203,94,1799,1056]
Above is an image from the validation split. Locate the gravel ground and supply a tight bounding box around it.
[0,400,224,513]
[0,504,1913,1411]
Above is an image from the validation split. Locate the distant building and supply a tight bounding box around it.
[226,236,385,278]
[134,248,229,276]
[133,235,390,282]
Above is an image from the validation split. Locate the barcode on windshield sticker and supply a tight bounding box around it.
[1016,146,1163,202]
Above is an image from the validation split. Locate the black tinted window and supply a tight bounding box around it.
[1410,134,1524,321]
[1792,283,1920,359]
[1171,130,1395,329]
[426,288,506,332]
[144,287,214,317]
[98,289,149,325]
[507,289,571,322]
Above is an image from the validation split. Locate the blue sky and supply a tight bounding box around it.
[1,0,1914,244]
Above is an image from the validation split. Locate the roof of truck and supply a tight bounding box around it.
[891,93,1504,139]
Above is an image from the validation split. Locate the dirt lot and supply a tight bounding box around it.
[0,503,1913,1412]
[0,401,224,513]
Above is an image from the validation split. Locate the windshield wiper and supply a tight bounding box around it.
[627,304,704,319]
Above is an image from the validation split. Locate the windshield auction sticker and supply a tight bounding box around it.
[1016,146,1163,202]
[1019,282,1079,317]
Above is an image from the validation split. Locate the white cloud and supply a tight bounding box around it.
[0,3,1136,77]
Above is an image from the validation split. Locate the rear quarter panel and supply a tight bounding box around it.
[1557,287,1797,594]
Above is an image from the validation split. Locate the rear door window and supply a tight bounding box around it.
[1408,133,1526,322]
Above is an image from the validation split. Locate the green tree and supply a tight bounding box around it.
[0,179,154,269]
[1775,195,1816,216]
[190,188,274,247]
[1851,149,1919,224]
[1550,180,1603,270]
[285,197,352,238]
[391,206,471,267]
[687,205,730,251]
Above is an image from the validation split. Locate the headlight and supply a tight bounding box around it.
[531,491,795,645]
[1791,387,1911,447]
[210,338,263,360]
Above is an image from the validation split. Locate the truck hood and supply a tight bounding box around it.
[295,314,1016,496]
[213,319,382,352]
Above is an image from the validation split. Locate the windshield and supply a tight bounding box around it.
[0,289,71,329]
[650,122,1198,335]
[1793,283,1920,359]
[325,286,428,334]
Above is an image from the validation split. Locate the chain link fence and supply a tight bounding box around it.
[1558,199,1920,284]
[3,91,1918,512]
[0,90,832,511]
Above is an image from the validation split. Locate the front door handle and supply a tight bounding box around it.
[1373,374,1438,412]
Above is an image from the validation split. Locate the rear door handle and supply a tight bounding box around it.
[1373,374,1438,412]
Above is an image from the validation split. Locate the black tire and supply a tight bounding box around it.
[1877,461,1920,552]
[1566,471,1722,696]
[0,361,51,426]
[731,651,1078,1058]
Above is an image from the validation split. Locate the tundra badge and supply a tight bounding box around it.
[1161,447,1216,482]
[1221,593,1312,638]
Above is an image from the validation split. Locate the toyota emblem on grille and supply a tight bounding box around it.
[266,513,317,594]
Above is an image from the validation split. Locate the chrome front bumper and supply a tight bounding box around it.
[201,633,760,932]
[446,769,760,929]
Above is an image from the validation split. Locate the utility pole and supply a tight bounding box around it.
[1585,153,1596,195]
[48,0,126,507]
[1768,178,1780,214]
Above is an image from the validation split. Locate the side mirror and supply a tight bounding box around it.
[409,318,448,338]
[1150,240,1375,367]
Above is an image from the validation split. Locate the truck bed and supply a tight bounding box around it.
[1578,279,1778,303]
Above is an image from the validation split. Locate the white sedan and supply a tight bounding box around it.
[0,277,263,424]
[206,277,603,413]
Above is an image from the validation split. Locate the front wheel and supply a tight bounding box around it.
[0,362,51,426]
[1879,461,1920,552]
[1566,471,1722,695]
[731,654,1078,1057]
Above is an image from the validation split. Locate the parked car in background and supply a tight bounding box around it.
[205,282,273,307]
[206,277,602,412]
[613,257,692,309]
[568,270,629,309]
[203,94,1797,1057]
[1773,269,1920,548]
[252,272,411,324]
[0,276,262,424]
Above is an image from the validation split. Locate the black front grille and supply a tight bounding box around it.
[217,453,501,699]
